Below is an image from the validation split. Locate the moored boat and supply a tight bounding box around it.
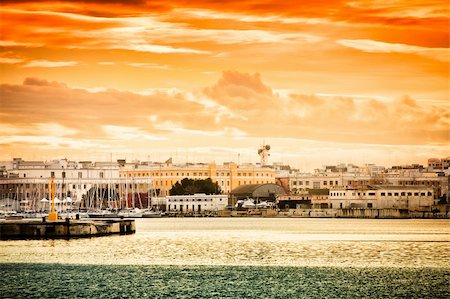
[87,210,119,218]
[142,209,163,218]
[117,208,143,218]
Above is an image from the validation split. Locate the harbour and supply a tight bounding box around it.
[0,218,135,240]
[1,218,449,298]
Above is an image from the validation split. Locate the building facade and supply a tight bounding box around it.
[329,186,434,211]
[0,158,152,211]
[166,194,228,213]
[120,162,276,196]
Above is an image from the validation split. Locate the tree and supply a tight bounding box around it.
[169,178,221,195]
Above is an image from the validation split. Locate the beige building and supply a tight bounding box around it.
[329,186,434,211]
[120,162,276,196]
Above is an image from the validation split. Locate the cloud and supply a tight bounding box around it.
[102,125,166,141]
[0,57,24,64]
[0,40,43,47]
[153,121,247,138]
[204,71,274,110]
[22,60,79,67]
[0,73,448,165]
[337,39,450,62]
[23,77,64,87]
[128,62,168,69]
[201,71,449,146]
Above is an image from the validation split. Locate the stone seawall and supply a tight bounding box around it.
[278,208,450,219]
[0,219,135,240]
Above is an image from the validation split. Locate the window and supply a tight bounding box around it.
[388,193,392,196]
[330,181,333,186]
[394,193,399,196]
[414,192,419,196]
[367,203,373,208]
[381,192,385,196]
[368,192,375,196]
[100,172,104,178]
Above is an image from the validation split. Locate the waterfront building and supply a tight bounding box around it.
[284,162,449,204]
[0,158,275,211]
[0,158,152,211]
[120,162,276,196]
[428,157,450,170]
[288,172,371,194]
[166,193,228,213]
[328,186,434,211]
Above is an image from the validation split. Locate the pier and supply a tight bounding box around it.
[0,218,135,240]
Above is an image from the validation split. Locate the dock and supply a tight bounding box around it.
[0,218,135,240]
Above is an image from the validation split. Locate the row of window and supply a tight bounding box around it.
[380,192,431,197]
[168,198,224,202]
[330,192,376,196]
[330,191,432,197]
[292,180,340,186]
[123,171,273,178]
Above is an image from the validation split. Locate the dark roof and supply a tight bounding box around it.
[231,183,286,199]
[231,184,265,194]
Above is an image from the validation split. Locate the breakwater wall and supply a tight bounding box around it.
[0,218,135,240]
[279,208,450,219]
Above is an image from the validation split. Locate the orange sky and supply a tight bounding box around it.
[0,0,449,170]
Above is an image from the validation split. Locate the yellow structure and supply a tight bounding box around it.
[120,163,276,196]
[48,176,58,221]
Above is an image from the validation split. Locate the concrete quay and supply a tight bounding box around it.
[0,218,135,240]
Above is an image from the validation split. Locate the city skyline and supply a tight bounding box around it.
[1,1,449,171]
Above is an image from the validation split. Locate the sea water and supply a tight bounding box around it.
[1,218,449,298]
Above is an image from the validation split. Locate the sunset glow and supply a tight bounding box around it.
[1,0,449,169]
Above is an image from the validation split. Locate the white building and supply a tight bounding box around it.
[289,172,371,193]
[0,158,153,211]
[166,193,228,213]
[329,186,434,211]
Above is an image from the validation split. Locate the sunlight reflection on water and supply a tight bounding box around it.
[1,218,449,267]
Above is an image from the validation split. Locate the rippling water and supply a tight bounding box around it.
[1,218,449,297]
